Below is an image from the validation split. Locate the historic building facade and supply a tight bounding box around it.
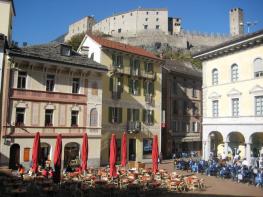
[162,60,202,158]
[0,43,107,168]
[78,34,162,165]
[193,30,263,164]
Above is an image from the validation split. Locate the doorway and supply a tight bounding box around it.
[129,139,136,161]
[9,144,20,170]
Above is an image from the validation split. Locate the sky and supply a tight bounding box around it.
[12,0,263,45]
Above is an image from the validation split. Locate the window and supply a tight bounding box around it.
[156,11,159,15]
[255,96,263,116]
[15,108,25,126]
[91,82,98,96]
[118,28,121,33]
[110,77,123,94]
[130,59,140,76]
[17,71,27,89]
[144,62,153,73]
[156,25,160,29]
[90,108,98,126]
[173,100,178,114]
[72,78,80,93]
[232,98,239,117]
[145,18,148,21]
[143,139,152,155]
[146,12,149,15]
[143,110,154,125]
[156,18,159,21]
[127,109,140,121]
[112,54,123,68]
[212,69,218,85]
[61,45,71,56]
[192,87,197,97]
[45,109,53,126]
[231,64,239,82]
[192,103,199,115]
[130,13,133,16]
[108,107,122,124]
[23,148,30,162]
[183,101,188,115]
[46,74,55,91]
[254,58,263,78]
[212,100,219,117]
[172,120,177,132]
[71,111,78,127]
[192,122,198,132]
[143,80,154,95]
[182,121,190,132]
[129,79,140,95]
[144,25,148,29]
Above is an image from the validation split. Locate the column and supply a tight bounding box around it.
[246,143,251,166]
[224,141,229,154]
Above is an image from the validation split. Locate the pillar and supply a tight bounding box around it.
[224,141,229,154]
[246,143,251,166]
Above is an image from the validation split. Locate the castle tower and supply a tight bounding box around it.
[230,8,244,36]
[168,17,181,35]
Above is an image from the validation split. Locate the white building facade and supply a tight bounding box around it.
[193,30,263,165]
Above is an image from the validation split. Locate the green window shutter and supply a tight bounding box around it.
[135,109,140,121]
[110,77,113,91]
[127,109,131,122]
[144,62,147,72]
[150,81,154,95]
[137,80,141,95]
[108,107,112,123]
[112,54,116,66]
[151,110,154,124]
[118,108,122,123]
[142,109,146,123]
[128,78,132,93]
[143,80,147,96]
[120,56,123,68]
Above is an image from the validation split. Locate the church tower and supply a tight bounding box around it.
[230,8,244,37]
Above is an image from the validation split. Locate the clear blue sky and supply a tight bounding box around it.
[13,0,263,45]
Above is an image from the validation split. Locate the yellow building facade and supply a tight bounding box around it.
[194,30,263,164]
[79,34,162,165]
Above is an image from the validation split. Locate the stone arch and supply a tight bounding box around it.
[208,131,223,158]
[249,132,263,157]
[227,132,245,158]
[9,143,20,170]
[64,142,80,166]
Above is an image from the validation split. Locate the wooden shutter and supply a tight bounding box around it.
[143,80,147,96]
[112,54,116,66]
[109,77,113,91]
[24,148,30,162]
[135,109,140,121]
[108,107,112,123]
[151,110,154,124]
[119,77,124,92]
[142,109,146,123]
[118,108,122,123]
[128,78,132,93]
[151,81,154,95]
[137,80,141,95]
[127,109,131,122]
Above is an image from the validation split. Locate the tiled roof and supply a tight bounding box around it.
[87,34,161,61]
[7,43,108,71]
[163,59,202,78]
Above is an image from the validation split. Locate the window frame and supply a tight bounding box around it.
[72,78,80,94]
[212,68,218,85]
[71,110,79,127]
[46,74,55,92]
[17,71,27,89]
[231,64,239,82]
[232,98,239,117]
[212,100,219,117]
[255,96,263,116]
[45,109,53,127]
[15,107,25,126]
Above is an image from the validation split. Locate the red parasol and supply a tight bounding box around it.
[109,133,117,177]
[152,135,159,174]
[121,132,127,167]
[81,133,88,172]
[53,134,62,182]
[32,132,40,173]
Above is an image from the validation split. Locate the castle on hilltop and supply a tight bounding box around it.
[64,7,245,53]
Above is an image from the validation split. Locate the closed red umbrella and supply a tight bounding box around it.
[109,134,117,177]
[32,132,40,173]
[53,134,62,182]
[152,135,159,174]
[121,132,127,167]
[81,133,88,172]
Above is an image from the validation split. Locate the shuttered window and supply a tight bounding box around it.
[143,110,154,125]
[108,107,122,124]
[24,148,30,162]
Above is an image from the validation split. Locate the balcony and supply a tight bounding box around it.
[109,65,125,75]
[145,94,153,104]
[127,121,141,133]
[141,71,156,80]
[112,91,121,100]
[11,89,87,104]
[130,69,140,77]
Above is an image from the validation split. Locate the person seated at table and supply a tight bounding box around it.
[18,164,25,179]
[75,165,82,174]
[28,167,34,176]
[42,168,48,178]
[48,168,54,178]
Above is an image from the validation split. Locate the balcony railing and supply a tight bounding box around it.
[112,91,121,100]
[141,71,156,80]
[109,65,125,74]
[130,69,140,77]
[145,94,153,104]
[11,89,87,104]
[127,121,141,133]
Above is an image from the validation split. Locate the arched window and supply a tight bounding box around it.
[212,69,218,85]
[254,58,263,78]
[90,108,98,126]
[231,64,239,82]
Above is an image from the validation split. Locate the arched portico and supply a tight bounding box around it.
[250,132,263,157]
[64,142,80,166]
[227,132,245,159]
[207,131,223,159]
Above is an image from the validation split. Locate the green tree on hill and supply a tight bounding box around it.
[66,33,86,51]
